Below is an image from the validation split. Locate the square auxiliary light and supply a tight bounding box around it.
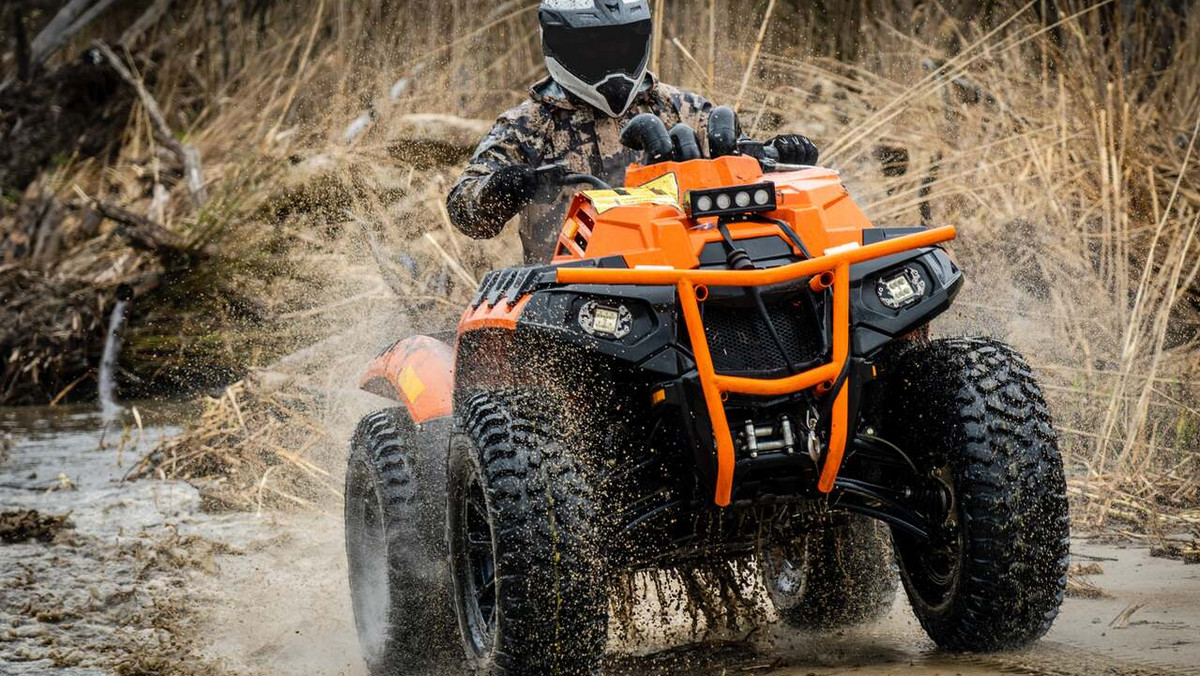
[876,267,927,309]
[687,182,777,219]
[578,300,632,339]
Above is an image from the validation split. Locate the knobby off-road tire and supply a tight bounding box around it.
[761,514,897,629]
[878,337,1070,651]
[448,389,607,676]
[345,409,457,675]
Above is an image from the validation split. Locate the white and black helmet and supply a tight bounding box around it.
[540,0,653,117]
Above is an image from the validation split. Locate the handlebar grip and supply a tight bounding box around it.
[707,106,741,157]
[670,124,703,161]
[620,114,674,164]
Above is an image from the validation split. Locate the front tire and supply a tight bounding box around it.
[448,389,607,676]
[877,337,1069,651]
[344,410,457,675]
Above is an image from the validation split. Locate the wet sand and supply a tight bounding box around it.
[2,406,1198,676]
[198,509,1200,676]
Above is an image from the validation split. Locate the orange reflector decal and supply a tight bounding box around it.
[398,365,426,403]
[651,389,666,405]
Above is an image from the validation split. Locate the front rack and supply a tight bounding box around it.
[557,226,957,507]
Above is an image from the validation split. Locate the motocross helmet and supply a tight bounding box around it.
[540,0,653,118]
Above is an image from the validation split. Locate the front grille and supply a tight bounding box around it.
[701,297,824,375]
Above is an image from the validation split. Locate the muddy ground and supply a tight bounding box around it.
[2,406,1199,676]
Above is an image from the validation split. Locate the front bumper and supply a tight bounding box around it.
[556,226,958,507]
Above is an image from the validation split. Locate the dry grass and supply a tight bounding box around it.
[1,1,1197,532]
[125,378,344,512]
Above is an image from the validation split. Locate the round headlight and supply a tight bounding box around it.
[716,193,732,209]
[695,195,713,212]
[753,189,771,205]
[735,191,751,207]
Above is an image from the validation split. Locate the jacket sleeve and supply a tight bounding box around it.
[446,108,543,239]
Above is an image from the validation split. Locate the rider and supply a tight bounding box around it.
[447,0,819,263]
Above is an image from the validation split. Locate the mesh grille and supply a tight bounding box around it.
[701,298,823,374]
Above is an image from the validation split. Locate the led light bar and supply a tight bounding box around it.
[687,182,777,219]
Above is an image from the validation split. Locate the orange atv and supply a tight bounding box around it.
[344,108,1069,676]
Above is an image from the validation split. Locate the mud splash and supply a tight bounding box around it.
[97,286,131,421]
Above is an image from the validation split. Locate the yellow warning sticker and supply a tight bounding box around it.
[398,365,426,403]
[637,172,681,202]
[583,172,681,213]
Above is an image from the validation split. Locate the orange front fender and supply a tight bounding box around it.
[360,335,454,423]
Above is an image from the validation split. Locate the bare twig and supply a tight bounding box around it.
[92,41,208,207]
[118,0,175,49]
[266,0,327,144]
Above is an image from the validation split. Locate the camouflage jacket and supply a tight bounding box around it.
[447,74,712,263]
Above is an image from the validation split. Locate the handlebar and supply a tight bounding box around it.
[561,173,612,190]
[615,106,814,173]
[535,164,613,191]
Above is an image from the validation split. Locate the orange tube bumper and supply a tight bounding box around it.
[556,226,957,506]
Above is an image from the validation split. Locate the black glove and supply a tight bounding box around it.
[767,134,819,166]
[480,164,539,214]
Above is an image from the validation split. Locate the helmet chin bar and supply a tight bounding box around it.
[546,57,645,117]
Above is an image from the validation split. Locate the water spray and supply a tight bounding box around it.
[99,284,133,420]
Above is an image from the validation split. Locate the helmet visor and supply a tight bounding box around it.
[543,19,652,85]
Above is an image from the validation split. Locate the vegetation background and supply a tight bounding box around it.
[1,0,1197,530]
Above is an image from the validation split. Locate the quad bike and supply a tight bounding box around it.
[344,107,1070,676]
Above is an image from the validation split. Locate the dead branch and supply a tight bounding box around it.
[118,0,175,49]
[0,0,121,92]
[92,41,209,207]
[88,199,217,259]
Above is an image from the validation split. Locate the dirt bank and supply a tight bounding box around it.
[3,405,1199,676]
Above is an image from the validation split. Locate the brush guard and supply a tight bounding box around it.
[556,226,957,506]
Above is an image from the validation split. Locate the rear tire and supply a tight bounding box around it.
[448,389,607,676]
[344,409,456,675]
[877,337,1069,651]
[761,515,897,629]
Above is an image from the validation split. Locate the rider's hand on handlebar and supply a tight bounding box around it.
[482,164,604,216]
[767,134,820,166]
[496,163,572,196]
[533,163,572,187]
[485,164,540,208]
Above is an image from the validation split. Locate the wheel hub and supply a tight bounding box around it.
[456,469,497,656]
[902,463,963,600]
